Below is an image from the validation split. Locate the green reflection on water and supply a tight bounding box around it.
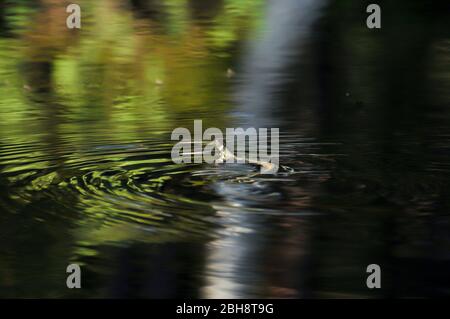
[0,0,265,297]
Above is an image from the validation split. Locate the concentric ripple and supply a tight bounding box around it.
[0,133,334,247]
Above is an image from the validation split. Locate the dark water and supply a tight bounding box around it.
[1,0,450,298]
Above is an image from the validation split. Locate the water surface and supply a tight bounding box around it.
[1,0,450,298]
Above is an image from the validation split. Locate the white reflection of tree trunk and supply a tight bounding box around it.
[202,0,327,298]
